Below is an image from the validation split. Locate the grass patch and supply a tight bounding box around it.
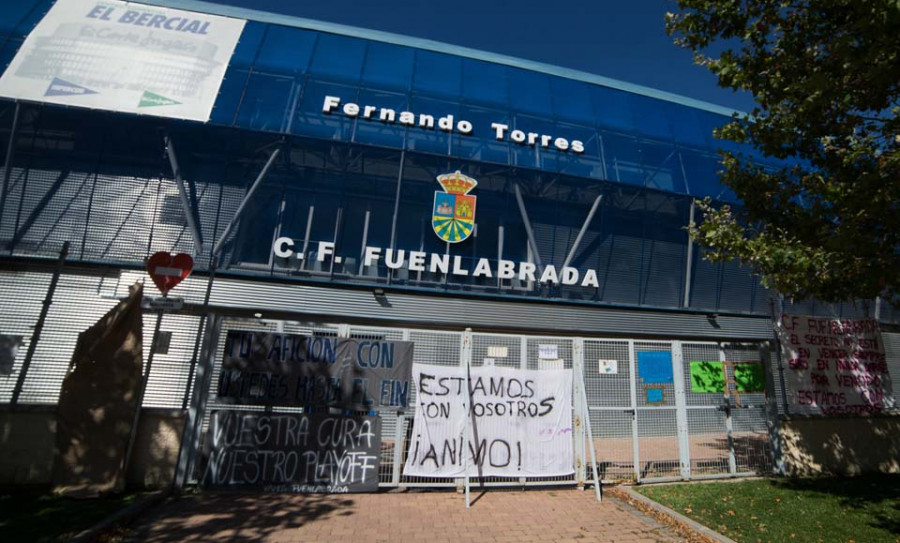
[634,475,900,543]
[0,489,139,542]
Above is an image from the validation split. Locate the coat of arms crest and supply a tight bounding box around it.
[432,171,477,243]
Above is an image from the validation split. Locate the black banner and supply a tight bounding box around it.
[217,331,414,410]
[201,410,382,493]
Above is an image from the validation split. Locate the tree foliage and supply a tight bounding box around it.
[666,0,900,303]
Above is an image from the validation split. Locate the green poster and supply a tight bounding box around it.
[689,361,724,393]
[734,363,766,392]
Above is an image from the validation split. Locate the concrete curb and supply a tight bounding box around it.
[614,485,739,543]
[69,489,171,543]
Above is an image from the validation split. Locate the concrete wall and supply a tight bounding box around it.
[779,417,900,476]
[0,407,56,484]
[0,406,185,488]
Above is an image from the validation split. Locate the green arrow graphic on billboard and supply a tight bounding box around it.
[139,91,181,108]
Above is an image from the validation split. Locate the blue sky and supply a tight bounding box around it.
[205,0,755,112]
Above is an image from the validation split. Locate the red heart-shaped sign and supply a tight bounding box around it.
[146,252,193,296]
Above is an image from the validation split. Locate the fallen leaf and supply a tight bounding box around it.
[727,510,736,516]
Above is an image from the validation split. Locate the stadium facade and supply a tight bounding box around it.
[1,0,898,488]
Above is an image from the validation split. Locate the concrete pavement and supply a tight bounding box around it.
[118,487,693,543]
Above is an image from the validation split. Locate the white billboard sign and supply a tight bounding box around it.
[0,0,245,122]
[776,313,894,415]
[403,364,574,478]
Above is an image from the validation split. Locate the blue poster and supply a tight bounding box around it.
[645,387,664,404]
[637,351,673,384]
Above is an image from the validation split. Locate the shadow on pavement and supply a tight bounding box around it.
[126,492,354,542]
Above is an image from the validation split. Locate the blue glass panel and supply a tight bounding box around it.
[630,95,675,141]
[462,59,507,106]
[454,105,509,164]
[405,96,457,154]
[550,78,593,122]
[353,89,408,147]
[670,104,716,148]
[293,80,358,141]
[254,25,316,75]
[0,37,23,75]
[640,140,686,193]
[1,0,51,35]
[308,34,366,83]
[233,185,282,265]
[362,42,413,91]
[555,123,603,179]
[229,21,265,69]
[599,131,644,187]
[591,86,636,133]
[508,68,552,116]
[209,67,249,126]
[413,50,461,99]
[511,114,560,171]
[0,0,40,34]
[679,149,736,202]
[235,72,296,132]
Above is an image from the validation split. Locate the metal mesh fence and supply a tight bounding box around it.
[0,266,792,486]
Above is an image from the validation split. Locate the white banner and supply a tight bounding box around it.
[403,364,574,478]
[0,0,245,122]
[776,313,894,415]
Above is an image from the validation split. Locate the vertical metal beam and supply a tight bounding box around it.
[300,205,314,270]
[0,102,21,227]
[391,328,411,486]
[497,225,505,288]
[578,367,602,501]
[330,207,343,276]
[462,328,473,508]
[573,338,586,488]
[164,136,204,256]
[719,343,738,475]
[627,340,641,482]
[513,183,543,268]
[388,150,406,250]
[122,310,163,478]
[562,195,603,269]
[174,311,222,488]
[671,341,692,479]
[212,148,280,257]
[11,241,69,406]
[770,298,791,416]
[520,336,527,370]
[760,341,784,475]
[683,200,696,308]
[358,210,370,275]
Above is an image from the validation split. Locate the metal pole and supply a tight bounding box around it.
[388,150,406,250]
[174,309,222,488]
[580,370,602,502]
[212,148,280,256]
[164,136,204,256]
[11,241,69,406]
[0,102,21,226]
[463,328,472,508]
[513,184,543,269]
[573,339,586,488]
[683,200,696,308]
[562,195,602,269]
[627,340,641,482]
[769,298,791,416]
[122,310,163,479]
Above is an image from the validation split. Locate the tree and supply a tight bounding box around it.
[666,0,900,304]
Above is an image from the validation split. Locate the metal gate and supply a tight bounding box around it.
[185,317,775,487]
